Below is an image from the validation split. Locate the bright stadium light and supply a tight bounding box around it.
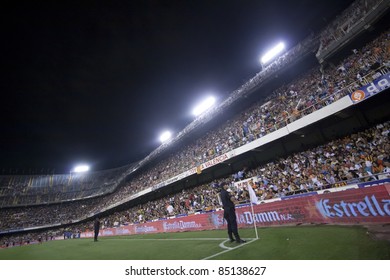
[192,96,216,116]
[260,42,286,64]
[73,165,90,173]
[159,130,172,143]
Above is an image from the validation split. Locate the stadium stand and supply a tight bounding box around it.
[0,164,133,207]
[0,120,389,246]
[103,120,390,225]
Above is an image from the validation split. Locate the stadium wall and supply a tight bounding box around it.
[81,182,390,238]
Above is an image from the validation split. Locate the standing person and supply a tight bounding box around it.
[219,182,246,243]
[166,202,175,216]
[94,217,101,242]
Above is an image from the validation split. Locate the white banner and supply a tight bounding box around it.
[1,260,388,280]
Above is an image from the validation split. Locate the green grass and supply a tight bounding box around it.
[0,226,389,260]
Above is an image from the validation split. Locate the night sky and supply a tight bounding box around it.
[0,0,354,174]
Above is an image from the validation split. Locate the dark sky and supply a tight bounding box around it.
[0,0,354,174]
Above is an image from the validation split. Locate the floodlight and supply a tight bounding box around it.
[260,42,285,64]
[73,165,90,173]
[192,96,216,116]
[159,131,172,143]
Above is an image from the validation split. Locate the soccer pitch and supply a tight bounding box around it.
[0,226,389,260]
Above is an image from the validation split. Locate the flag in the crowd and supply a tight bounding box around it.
[247,185,258,204]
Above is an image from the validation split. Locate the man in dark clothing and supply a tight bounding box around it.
[94,218,100,242]
[219,182,246,243]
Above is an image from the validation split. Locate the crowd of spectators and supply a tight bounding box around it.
[0,196,104,230]
[1,120,388,237]
[95,121,390,228]
[0,164,132,207]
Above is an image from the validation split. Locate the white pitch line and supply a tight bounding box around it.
[202,238,257,260]
[105,238,228,241]
[219,239,234,250]
[218,238,256,250]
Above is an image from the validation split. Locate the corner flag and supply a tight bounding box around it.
[247,184,259,204]
[247,185,259,239]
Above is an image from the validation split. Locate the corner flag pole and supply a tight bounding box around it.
[249,201,259,239]
[247,185,259,239]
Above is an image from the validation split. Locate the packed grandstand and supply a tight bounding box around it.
[1,0,389,247]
